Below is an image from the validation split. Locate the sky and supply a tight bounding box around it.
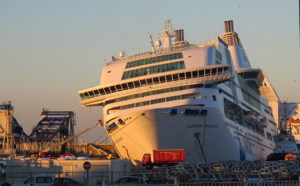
[1,1,299,143]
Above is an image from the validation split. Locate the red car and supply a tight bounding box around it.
[271,172,284,181]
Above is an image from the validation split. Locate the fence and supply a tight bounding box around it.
[2,170,300,186]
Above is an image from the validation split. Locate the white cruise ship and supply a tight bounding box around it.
[78,20,280,165]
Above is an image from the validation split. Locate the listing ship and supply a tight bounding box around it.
[78,20,280,165]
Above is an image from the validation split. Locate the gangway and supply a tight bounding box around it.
[39,120,102,157]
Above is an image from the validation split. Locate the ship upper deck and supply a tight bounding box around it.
[78,63,233,107]
[105,44,200,66]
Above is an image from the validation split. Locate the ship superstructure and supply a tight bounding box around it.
[78,20,279,165]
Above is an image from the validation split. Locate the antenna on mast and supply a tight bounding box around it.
[148,32,156,55]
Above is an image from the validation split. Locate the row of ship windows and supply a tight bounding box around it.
[228,123,264,142]
[216,50,222,61]
[107,107,207,132]
[266,133,273,141]
[122,61,185,80]
[233,136,259,147]
[125,52,183,69]
[107,93,201,114]
[111,86,189,103]
[79,66,229,100]
[120,95,182,110]
[225,98,274,142]
[264,108,273,117]
[247,132,263,142]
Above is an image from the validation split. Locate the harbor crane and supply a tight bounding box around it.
[39,120,103,158]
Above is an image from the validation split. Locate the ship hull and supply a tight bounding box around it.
[106,105,273,166]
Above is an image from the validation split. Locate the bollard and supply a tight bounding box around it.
[102,179,106,186]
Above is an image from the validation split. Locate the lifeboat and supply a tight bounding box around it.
[257,118,268,128]
[244,111,256,123]
[244,111,260,125]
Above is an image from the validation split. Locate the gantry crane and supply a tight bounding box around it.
[39,120,102,158]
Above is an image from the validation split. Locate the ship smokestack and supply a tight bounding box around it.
[175,29,184,42]
[224,20,234,33]
[174,29,188,46]
[222,20,251,70]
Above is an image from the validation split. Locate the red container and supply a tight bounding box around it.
[153,149,185,163]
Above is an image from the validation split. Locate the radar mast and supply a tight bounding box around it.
[157,19,175,48]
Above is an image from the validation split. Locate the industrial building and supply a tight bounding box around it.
[0,101,115,158]
[0,101,26,156]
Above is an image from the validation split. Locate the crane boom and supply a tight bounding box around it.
[39,120,102,156]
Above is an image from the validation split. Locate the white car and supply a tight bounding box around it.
[247,174,262,182]
[13,174,55,186]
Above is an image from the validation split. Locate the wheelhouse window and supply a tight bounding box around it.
[125,52,183,69]
[216,50,222,61]
[93,89,100,96]
[104,87,111,94]
[110,86,117,93]
[88,91,95,98]
[122,61,185,80]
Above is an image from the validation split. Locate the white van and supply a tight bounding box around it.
[13,174,55,186]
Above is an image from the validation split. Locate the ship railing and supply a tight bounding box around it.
[127,44,198,61]
[78,70,234,106]
[106,44,200,66]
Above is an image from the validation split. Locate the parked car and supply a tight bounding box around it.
[13,174,55,186]
[200,174,218,182]
[213,164,224,171]
[280,168,289,179]
[130,173,150,183]
[114,176,148,185]
[271,172,284,181]
[288,171,300,180]
[222,174,241,182]
[246,174,262,183]
[194,168,204,173]
[260,168,271,174]
[53,178,83,186]
[261,173,273,181]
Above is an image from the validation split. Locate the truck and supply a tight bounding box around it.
[142,149,185,169]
